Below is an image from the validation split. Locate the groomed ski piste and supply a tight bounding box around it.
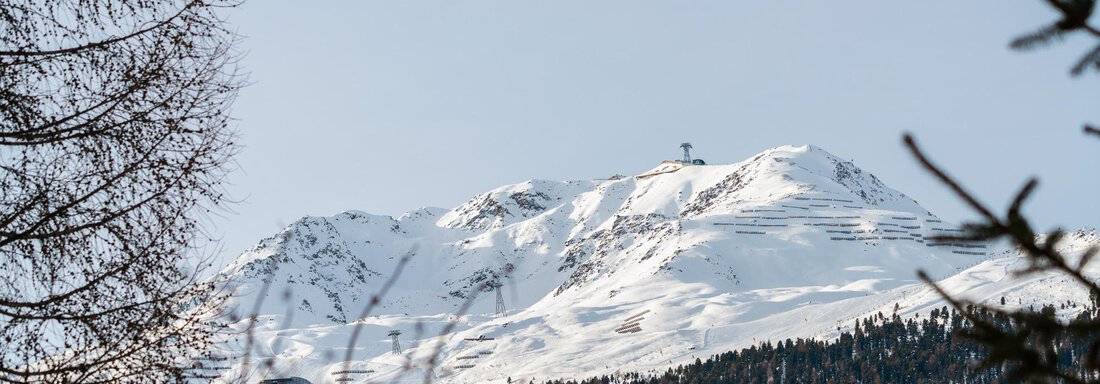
[196,145,1098,383]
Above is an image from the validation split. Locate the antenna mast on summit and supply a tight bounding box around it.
[680,142,693,163]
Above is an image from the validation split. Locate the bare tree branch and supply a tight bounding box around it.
[0,0,246,382]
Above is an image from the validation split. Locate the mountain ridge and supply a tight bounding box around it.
[207,145,1096,383]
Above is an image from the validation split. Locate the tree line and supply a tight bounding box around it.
[540,303,1100,384]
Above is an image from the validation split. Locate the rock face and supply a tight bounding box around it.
[213,145,1097,384]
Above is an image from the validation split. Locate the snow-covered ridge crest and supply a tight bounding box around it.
[678,144,922,217]
[208,144,1091,383]
[221,211,398,324]
[437,179,594,230]
[218,143,945,328]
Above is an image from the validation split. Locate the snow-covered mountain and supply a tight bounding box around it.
[206,145,1098,383]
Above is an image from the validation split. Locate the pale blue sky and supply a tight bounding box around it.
[214,1,1098,264]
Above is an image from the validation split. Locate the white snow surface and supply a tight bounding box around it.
[206,145,1099,383]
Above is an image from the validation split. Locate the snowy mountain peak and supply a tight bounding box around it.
[624,144,925,220]
[743,145,912,207]
[437,179,594,230]
[221,145,944,326]
[211,144,1057,383]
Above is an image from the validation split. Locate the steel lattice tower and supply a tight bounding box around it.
[494,285,507,318]
[388,330,402,355]
[680,142,693,163]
